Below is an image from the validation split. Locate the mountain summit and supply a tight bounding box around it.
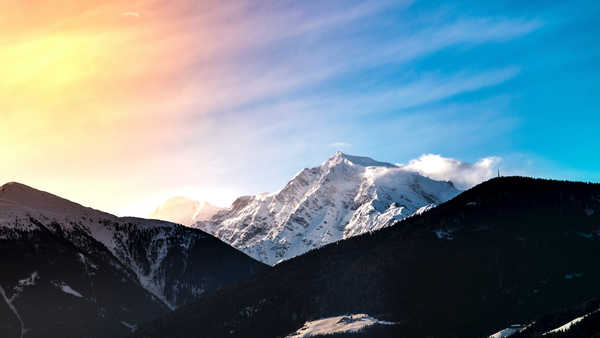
[0,182,266,338]
[194,152,460,265]
[326,151,397,168]
[0,182,109,218]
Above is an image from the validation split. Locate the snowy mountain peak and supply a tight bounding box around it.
[324,152,397,169]
[195,153,461,265]
[149,196,222,226]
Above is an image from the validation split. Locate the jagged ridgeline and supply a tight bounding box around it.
[195,152,460,265]
[0,182,267,338]
[133,177,600,338]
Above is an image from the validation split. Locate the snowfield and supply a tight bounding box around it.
[52,281,84,298]
[195,152,461,265]
[488,325,527,338]
[286,314,395,337]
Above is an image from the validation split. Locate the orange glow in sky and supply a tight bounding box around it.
[1,1,225,215]
[3,1,572,216]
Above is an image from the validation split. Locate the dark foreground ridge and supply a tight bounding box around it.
[133,177,600,338]
[511,298,600,337]
[0,182,268,338]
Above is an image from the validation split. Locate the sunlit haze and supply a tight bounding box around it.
[2,0,599,216]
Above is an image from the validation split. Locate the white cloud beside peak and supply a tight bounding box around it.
[399,154,501,190]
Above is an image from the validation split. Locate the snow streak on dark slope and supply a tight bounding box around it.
[0,182,267,338]
[195,152,460,265]
[0,220,168,338]
[134,177,600,338]
[485,298,600,338]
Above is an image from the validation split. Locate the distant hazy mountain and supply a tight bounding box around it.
[194,152,460,265]
[134,177,600,338]
[149,196,222,226]
[0,182,266,338]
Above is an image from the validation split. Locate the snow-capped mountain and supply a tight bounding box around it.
[0,182,265,338]
[194,152,460,265]
[133,177,600,338]
[149,196,222,226]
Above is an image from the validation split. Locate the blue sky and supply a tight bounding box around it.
[3,0,599,215]
[195,0,600,195]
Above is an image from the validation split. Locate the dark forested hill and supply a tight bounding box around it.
[0,182,268,338]
[132,177,600,338]
[508,298,600,337]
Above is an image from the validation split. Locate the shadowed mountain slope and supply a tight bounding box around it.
[133,177,600,338]
[0,182,267,338]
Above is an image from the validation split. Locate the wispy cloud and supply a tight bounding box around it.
[299,67,521,117]
[400,154,502,189]
[171,15,538,116]
[0,0,546,216]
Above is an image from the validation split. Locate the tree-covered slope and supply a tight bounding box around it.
[0,182,268,338]
[133,177,600,338]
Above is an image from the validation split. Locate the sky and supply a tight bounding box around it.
[1,0,599,216]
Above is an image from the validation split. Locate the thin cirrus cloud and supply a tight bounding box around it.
[0,0,543,216]
[294,67,522,118]
[174,17,539,118]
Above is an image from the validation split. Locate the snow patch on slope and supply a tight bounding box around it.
[286,314,395,337]
[14,271,39,294]
[413,204,436,216]
[52,281,83,298]
[132,231,176,310]
[488,325,527,338]
[0,284,27,338]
